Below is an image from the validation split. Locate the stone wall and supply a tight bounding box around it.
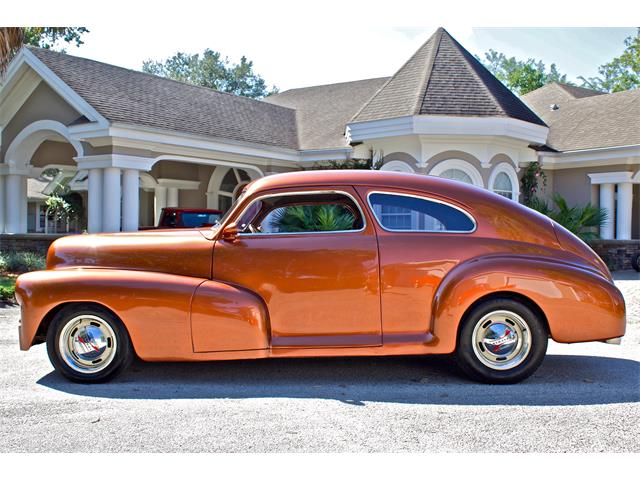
[589,239,640,271]
[0,234,66,254]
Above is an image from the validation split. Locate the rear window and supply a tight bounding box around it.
[368,192,475,233]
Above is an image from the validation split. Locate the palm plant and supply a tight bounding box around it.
[529,193,607,242]
[271,205,355,233]
[0,27,24,76]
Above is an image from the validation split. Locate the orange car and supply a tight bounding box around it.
[15,171,625,384]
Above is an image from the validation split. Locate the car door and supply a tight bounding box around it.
[357,187,477,344]
[210,187,382,348]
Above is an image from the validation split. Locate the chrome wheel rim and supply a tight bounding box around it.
[471,310,531,371]
[59,315,117,373]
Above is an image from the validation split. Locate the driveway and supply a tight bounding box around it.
[0,274,638,452]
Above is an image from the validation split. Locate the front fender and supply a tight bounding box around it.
[431,256,625,353]
[15,268,203,359]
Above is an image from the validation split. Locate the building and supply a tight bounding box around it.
[1,28,638,245]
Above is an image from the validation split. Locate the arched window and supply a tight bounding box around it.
[439,168,474,185]
[207,167,254,211]
[492,172,513,199]
[428,159,484,187]
[380,160,415,173]
[488,163,519,202]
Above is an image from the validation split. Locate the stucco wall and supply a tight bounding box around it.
[1,82,81,160]
[30,140,78,168]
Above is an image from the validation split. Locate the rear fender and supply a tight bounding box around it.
[431,256,625,353]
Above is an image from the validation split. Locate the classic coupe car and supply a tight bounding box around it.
[15,170,625,384]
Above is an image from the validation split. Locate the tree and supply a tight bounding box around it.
[477,49,572,95]
[0,27,89,75]
[579,28,640,92]
[142,49,278,99]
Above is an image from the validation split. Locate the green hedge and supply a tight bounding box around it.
[0,251,46,274]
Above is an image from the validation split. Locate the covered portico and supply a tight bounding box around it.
[0,46,301,235]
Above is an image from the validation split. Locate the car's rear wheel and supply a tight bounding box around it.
[46,304,133,383]
[455,298,548,384]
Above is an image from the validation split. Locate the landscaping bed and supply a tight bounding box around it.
[0,251,46,305]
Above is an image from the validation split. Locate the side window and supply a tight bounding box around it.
[368,192,475,233]
[239,192,365,234]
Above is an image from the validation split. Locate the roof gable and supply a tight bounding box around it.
[352,28,545,126]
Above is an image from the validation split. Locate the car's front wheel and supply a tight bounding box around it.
[455,298,548,384]
[46,304,133,383]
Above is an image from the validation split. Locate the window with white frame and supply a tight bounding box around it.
[439,168,474,185]
[492,172,513,199]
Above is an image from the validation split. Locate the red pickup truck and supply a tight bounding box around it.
[155,208,223,229]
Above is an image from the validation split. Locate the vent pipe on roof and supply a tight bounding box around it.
[550,104,559,111]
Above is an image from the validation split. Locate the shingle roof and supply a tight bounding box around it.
[522,84,640,151]
[28,46,299,150]
[520,82,604,115]
[351,28,546,126]
[263,77,389,150]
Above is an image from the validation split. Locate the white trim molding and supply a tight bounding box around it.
[4,120,84,173]
[0,48,108,128]
[347,115,549,145]
[488,162,520,201]
[539,145,640,170]
[428,158,484,187]
[75,154,151,171]
[157,178,201,190]
[588,171,635,185]
[74,123,301,164]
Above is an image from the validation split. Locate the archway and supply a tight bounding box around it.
[1,120,84,234]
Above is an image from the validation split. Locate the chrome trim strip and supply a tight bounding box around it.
[234,189,368,237]
[366,190,477,234]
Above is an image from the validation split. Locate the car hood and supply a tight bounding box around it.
[46,229,214,279]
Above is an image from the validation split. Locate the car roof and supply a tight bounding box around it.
[246,170,486,203]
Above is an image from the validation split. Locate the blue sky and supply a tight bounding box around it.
[59,26,636,92]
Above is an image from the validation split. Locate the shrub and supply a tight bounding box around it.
[528,193,607,242]
[0,251,46,274]
[0,275,16,304]
[0,284,15,303]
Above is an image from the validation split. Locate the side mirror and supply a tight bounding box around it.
[221,222,239,242]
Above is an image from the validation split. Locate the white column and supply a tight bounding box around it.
[5,174,27,234]
[122,169,140,232]
[0,174,5,233]
[154,186,167,225]
[87,168,103,233]
[19,175,27,233]
[616,182,633,240]
[102,167,121,233]
[600,183,615,240]
[167,187,179,208]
